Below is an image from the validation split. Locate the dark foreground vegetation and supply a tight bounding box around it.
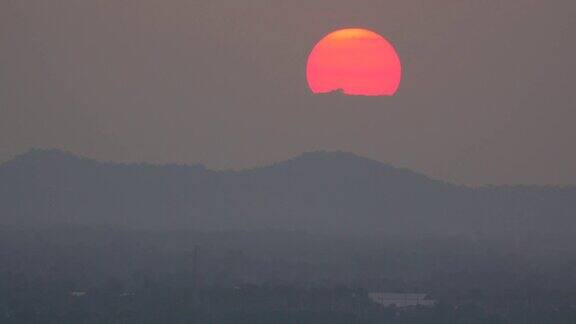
[2,229,576,323]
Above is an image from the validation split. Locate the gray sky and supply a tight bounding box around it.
[1,0,575,185]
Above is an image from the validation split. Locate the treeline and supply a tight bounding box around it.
[1,276,575,323]
[2,229,576,322]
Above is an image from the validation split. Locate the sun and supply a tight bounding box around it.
[306,28,402,96]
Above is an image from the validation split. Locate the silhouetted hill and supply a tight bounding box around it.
[1,149,575,249]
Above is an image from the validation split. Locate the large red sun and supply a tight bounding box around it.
[306,28,402,96]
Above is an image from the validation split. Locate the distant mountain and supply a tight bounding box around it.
[1,149,575,249]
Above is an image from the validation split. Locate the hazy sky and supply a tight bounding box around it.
[1,0,575,185]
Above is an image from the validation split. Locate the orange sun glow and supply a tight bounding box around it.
[306,28,402,96]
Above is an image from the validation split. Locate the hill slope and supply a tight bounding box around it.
[1,149,575,247]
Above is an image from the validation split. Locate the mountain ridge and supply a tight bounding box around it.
[1,148,575,250]
[7,148,571,190]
